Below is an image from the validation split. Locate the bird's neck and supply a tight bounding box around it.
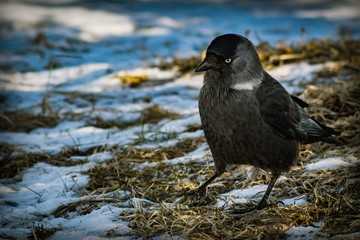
[203,69,263,90]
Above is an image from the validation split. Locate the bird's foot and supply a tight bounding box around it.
[185,186,206,200]
[185,184,204,196]
[184,186,213,206]
[230,199,269,215]
[255,198,269,210]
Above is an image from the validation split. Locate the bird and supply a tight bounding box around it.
[193,33,342,212]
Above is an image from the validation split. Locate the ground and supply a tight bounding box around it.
[0,1,359,240]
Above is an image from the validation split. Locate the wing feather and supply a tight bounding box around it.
[257,73,341,145]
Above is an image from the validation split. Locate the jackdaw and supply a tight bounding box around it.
[194,33,342,211]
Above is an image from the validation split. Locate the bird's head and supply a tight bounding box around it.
[195,34,263,84]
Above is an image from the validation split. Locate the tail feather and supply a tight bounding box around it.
[292,97,344,146]
[304,118,344,145]
[318,136,344,146]
[312,118,340,136]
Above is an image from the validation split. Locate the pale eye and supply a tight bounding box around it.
[225,58,232,64]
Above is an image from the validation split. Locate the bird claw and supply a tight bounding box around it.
[184,186,212,206]
[229,206,258,215]
[229,199,269,215]
[255,199,269,210]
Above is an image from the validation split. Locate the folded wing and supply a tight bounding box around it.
[257,74,342,145]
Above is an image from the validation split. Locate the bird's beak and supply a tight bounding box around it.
[195,56,217,72]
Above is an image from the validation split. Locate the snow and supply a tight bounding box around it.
[0,162,96,235]
[281,195,308,207]
[70,151,114,163]
[216,184,269,208]
[268,62,338,94]
[296,6,360,19]
[49,205,130,239]
[159,114,201,133]
[0,0,359,239]
[0,125,142,154]
[285,222,323,240]
[0,3,135,42]
[305,157,352,171]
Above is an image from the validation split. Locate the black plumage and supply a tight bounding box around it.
[193,33,342,211]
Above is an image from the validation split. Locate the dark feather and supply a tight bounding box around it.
[194,33,343,211]
[258,73,342,145]
[290,95,309,107]
[257,73,299,140]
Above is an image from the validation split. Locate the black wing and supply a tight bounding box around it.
[257,75,299,139]
[291,95,308,108]
[257,73,342,145]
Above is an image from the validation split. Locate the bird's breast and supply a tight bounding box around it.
[199,85,261,145]
[199,85,298,172]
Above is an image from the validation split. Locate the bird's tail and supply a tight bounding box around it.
[310,119,345,146]
[318,136,344,146]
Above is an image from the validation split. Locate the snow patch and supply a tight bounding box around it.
[305,157,352,171]
[286,222,323,240]
[216,185,268,208]
[281,195,308,206]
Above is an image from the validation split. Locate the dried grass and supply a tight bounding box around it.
[157,38,360,74]
[304,79,360,145]
[117,39,360,239]
[115,74,149,88]
[0,111,59,132]
[3,37,359,239]
[88,105,179,130]
[85,137,206,202]
[158,56,204,73]
[0,145,88,179]
[29,224,59,240]
[120,163,359,239]
[258,38,360,69]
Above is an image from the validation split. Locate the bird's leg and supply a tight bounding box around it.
[196,173,219,195]
[232,173,280,214]
[187,172,219,199]
[255,173,280,210]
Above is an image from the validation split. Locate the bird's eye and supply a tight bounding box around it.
[225,58,232,64]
